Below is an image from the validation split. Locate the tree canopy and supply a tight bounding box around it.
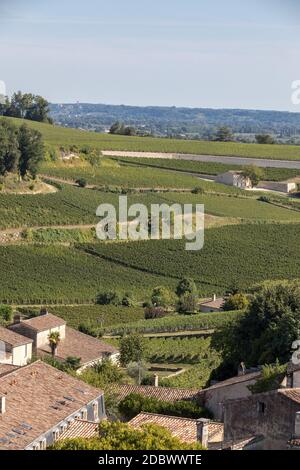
[50,420,204,450]
[211,280,300,376]
[1,91,52,123]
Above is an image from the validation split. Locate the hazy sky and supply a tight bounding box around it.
[0,0,300,110]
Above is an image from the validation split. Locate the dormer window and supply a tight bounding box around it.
[93,401,98,420]
[52,429,60,442]
[81,408,88,420]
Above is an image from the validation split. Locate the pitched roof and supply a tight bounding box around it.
[203,371,261,391]
[0,360,103,450]
[278,388,300,404]
[112,384,200,403]
[0,326,33,347]
[199,298,224,309]
[58,419,98,441]
[38,327,118,366]
[0,364,19,378]
[10,313,66,333]
[129,413,223,444]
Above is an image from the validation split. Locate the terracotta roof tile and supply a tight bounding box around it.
[0,360,103,450]
[58,419,98,440]
[129,413,223,444]
[38,327,118,366]
[0,364,19,378]
[0,326,33,347]
[200,298,224,309]
[112,384,200,402]
[12,313,66,333]
[278,388,300,404]
[203,371,261,391]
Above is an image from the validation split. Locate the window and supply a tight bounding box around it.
[93,401,98,421]
[258,402,266,414]
[81,408,88,420]
[52,429,60,442]
[39,439,46,450]
[32,443,40,450]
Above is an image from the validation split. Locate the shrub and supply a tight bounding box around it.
[176,293,198,314]
[75,178,87,188]
[0,304,13,322]
[96,291,121,306]
[151,286,175,308]
[118,393,210,420]
[258,195,270,203]
[223,293,249,311]
[191,187,204,194]
[144,306,168,319]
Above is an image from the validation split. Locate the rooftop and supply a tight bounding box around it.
[38,327,118,366]
[203,370,261,391]
[58,419,98,441]
[10,313,66,333]
[0,326,33,347]
[0,360,103,450]
[112,384,200,403]
[199,298,224,309]
[0,364,19,378]
[129,412,223,444]
[278,388,300,405]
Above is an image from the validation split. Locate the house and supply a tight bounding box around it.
[256,179,298,194]
[198,370,261,421]
[199,295,224,313]
[8,311,119,372]
[129,412,224,448]
[223,388,300,450]
[0,360,105,450]
[0,326,33,366]
[215,171,252,189]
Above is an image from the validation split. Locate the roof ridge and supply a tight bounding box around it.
[135,412,199,422]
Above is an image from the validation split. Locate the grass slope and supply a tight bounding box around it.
[2,116,300,160]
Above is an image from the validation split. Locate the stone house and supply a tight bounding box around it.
[223,388,300,450]
[215,171,252,189]
[8,311,119,372]
[199,295,224,313]
[0,327,32,366]
[0,360,105,450]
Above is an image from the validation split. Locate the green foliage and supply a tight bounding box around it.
[18,124,44,178]
[96,291,121,306]
[126,361,147,385]
[256,134,275,145]
[120,333,146,366]
[212,280,300,371]
[176,278,197,297]
[223,293,249,311]
[214,126,233,142]
[0,304,13,322]
[119,392,210,420]
[176,293,198,314]
[0,120,20,175]
[3,92,52,123]
[151,286,175,308]
[79,360,125,388]
[248,361,287,394]
[144,306,168,320]
[75,177,87,187]
[241,165,264,186]
[64,356,81,370]
[50,420,204,450]
[145,337,215,365]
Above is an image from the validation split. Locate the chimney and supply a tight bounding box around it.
[196,419,210,448]
[13,314,21,324]
[40,308,48,316]
[154,374,159,387]
[295,412,300,438]
[0,396,6,414]
[213,294,216,302]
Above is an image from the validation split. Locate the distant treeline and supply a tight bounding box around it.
[50,103,300,143]
[0,91,52,124]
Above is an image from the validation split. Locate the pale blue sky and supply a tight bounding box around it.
[0,0,299,110]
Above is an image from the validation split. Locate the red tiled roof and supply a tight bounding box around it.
[0,326,33,347]
[200,298,224,309]
[203,371,261,391]
[58,419,98,441]
[112,384,200,402]
[0,360,103,450]
[38,327,118,366]
[13,313,66,333]
[129,413,223,444]
[0,364,19,378]
[278,388,300,404]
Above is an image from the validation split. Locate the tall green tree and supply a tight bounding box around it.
[212,280,300,376]
[0,120,20,175]
[18,124,44,178]
[119,333,146,366]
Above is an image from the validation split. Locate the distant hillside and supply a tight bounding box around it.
[50,103,300,143]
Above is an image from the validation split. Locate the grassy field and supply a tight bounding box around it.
[40,161,247,193]
[0,223,298,303]
[19,304,145,329]
[112,156,300,181]
[3,116,300,160]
